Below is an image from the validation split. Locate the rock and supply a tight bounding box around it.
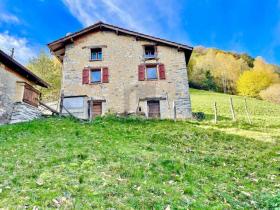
[165,205,171,210]
[36,178,44,186]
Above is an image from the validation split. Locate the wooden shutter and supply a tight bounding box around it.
[23,84,40,107]
[138,64,145,81]
[102,67,109,83]
[82,68,90,84]
[159,63,166,80]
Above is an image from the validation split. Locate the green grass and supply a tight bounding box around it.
[190,88,280,142]
[0,89,279,209]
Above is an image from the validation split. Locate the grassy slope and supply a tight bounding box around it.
[0,89,279,209]
[190,88,280,142]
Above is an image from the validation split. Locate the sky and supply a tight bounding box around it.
[0,0,280,65]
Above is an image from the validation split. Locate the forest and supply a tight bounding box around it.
[188,47,280,104]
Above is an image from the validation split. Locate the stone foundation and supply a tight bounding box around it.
[9,102,42,124]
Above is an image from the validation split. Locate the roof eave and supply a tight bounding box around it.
[47,22,193,57]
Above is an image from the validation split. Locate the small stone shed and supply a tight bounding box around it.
[0,50,49,124]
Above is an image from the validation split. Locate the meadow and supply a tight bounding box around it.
[0,89,279,209]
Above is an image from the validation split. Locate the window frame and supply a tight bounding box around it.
[146,65,158,80]
[90,48,103,61]
[144,45,157,59]
[90,69,102,83]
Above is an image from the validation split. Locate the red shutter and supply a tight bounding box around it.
[138,64,145,81]
[102,67,109,83]
[159,63,166,80]
[82,68,90,84]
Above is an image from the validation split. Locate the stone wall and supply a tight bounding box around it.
[9,102,42,124]
[0,63,41,124]
[62,31,192,119]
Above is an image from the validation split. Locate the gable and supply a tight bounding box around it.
[48,22,193,63]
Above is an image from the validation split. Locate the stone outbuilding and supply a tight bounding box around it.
[0,50,49,124]
[48,21,193,120]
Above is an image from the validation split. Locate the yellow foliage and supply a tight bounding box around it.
[237,68,279,97]
[260,84,280,104]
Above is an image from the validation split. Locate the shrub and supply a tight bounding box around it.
[192,112,206,121]
[202,70,218,91]
[237,69,279,97]
[259,84,280,104]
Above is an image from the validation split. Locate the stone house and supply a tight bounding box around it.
[48,22,193,119]
[0,50,49,124]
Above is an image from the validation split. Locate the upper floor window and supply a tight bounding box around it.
[144,45,156,59]
[91,69,101,83]
[146,66,157,80]
[138,63,165,81]
[91,48,102,61]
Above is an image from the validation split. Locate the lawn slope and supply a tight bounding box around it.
[190,88,280,142]
[0,116,279,209]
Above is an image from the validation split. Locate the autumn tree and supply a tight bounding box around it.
[260,84,280,104]
[188,47,250,93]
[27,51,61,101]
[237,58,279,97]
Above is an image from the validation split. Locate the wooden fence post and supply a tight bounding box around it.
[173,101,177,122]
[229,97,236,121]
[89,100,93,122]
[214,101,217,124]
[244,98,252,124]
[59,91,64,117]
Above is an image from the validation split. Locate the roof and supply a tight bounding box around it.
[48,21,193,62]
[0,50,49,88]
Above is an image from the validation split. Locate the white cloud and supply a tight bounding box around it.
[62,0,146,32]
[0,32,36,64]
[0,13,20,24]
[61,0,192,44]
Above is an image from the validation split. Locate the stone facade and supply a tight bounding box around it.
[62,31,192,119]
[0,63,42,124]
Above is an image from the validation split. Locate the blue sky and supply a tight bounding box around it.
[0,0,280,65]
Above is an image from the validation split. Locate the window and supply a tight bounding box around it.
[144,45,156,59]
[91,69,101,83]
[91,48,102,60]
[146,66,157,80]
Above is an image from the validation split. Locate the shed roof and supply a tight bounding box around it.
[0,50,49,88]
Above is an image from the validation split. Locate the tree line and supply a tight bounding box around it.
[188,47,280,104]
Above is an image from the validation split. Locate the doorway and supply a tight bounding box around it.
[147,100,160,118]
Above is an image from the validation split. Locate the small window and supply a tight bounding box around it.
[91,69,101,83]
[144,45,156,59]
[91,48,102,60]
[146,66,157,80]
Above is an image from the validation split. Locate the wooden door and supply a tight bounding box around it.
[92,102,102,117]
[148,101,160,118]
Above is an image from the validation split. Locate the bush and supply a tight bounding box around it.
[202,70,218,91]
[259,84,280,104]
[237,69,279,97]
[192,112,205,121]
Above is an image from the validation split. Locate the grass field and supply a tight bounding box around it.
[0,89,279,209]
[190,88,280,143]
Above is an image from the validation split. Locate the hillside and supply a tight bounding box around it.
[188,47,280,95]
[0,89,279,209]
[190,88,280,142]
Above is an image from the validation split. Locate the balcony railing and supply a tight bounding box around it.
[143,53,157,59]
